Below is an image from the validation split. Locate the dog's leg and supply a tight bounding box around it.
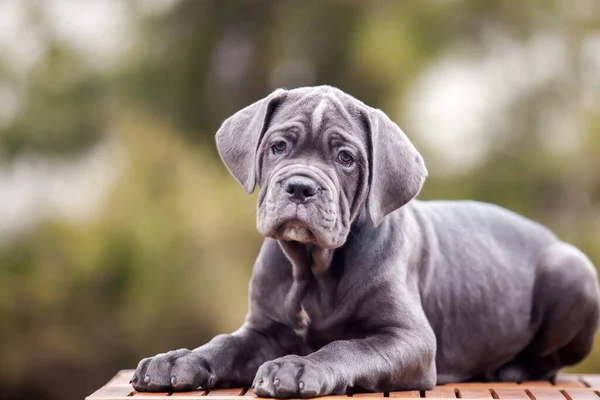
[253,328,437,398]
[492,242,600,382]
[131,240,308,392]
[131,322,304,392]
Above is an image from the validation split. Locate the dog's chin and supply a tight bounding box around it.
[274,220,316,244]
[258,202,348,249]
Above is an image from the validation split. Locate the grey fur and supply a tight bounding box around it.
[132,86,600,397]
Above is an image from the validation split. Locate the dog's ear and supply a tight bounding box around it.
[216,89,287,193]
[364,108,427,226]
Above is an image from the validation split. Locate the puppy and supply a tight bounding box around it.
[131,86,600,398]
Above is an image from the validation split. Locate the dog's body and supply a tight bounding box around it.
[132,86,600,397]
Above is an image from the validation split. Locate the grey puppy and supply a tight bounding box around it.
[131,86,600,398]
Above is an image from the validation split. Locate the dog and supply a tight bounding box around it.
[131,86,600,398]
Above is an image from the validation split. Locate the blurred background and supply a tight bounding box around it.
[1,0,600,399]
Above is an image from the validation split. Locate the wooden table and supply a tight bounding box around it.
[87,370,600,400]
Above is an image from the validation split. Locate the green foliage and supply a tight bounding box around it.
[0,114,261,399]
[0,44,110,160]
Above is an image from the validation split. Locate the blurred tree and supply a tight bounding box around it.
[0,5,110,161]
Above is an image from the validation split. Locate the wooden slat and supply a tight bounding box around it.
[580,376,600,389]
[453,384,492,389]
[425,388,456,398]
[496,383,538,388]
[170,392,208,398]
[563,390,600,400]
[93,371,600,400]
[451,383,535,389]
[206,389,245,397]
[554,379,587,389]
[389,391,421,398]
[527,389,566,400]
[452,383,495,389]
[86,385,136,400]
[108,370,136,386]
[523,382,554,388]
[493,389,530,399]
[458,388,493,399]
[555,375,583,386]
[241,389,350,399]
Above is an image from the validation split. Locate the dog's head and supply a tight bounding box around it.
[216,86,426,249]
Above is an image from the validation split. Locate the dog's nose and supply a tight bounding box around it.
[285,176,319,204]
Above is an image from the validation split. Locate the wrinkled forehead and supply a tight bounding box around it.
[269,88,367,142]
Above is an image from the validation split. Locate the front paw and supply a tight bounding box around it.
[253,355,334,398]
[131,349,215,392]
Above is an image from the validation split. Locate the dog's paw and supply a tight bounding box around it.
[131,349,215,392]
[253,355,333,398]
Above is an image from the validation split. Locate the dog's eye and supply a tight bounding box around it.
[337,150,354,166]
[271,141,287,155]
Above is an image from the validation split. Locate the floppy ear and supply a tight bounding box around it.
[215,89,287,193]
[365,108,427,226]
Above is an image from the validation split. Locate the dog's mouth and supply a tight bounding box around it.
[274,219,316,244]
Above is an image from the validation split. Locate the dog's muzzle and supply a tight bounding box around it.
[257,165,344,247]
